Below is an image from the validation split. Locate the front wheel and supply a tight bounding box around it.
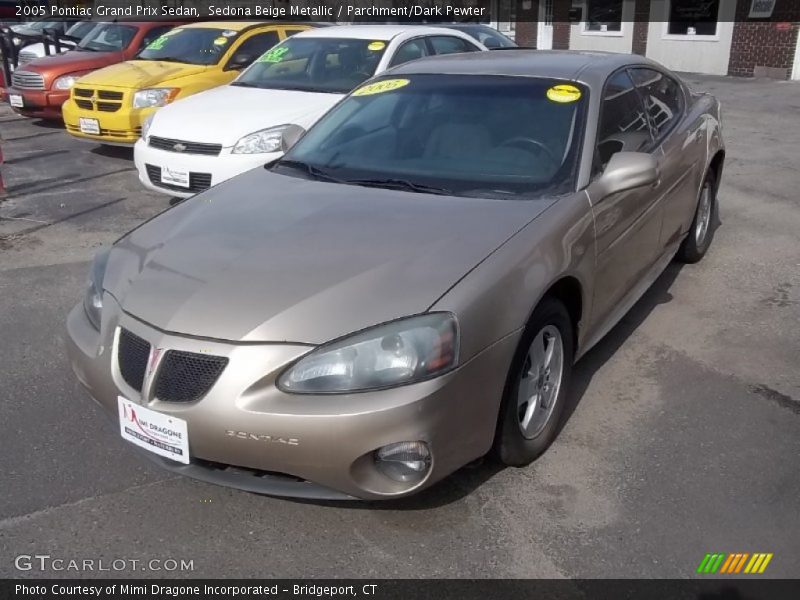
[676,172,717,263]
[493,298,574,467]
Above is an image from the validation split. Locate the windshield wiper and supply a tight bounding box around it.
[345,178,454,196]
[230,81,260,88]
[273,159,344,183]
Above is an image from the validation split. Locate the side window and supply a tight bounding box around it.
[389,39,429,68]
[231,31,281,65]
[429,36,477,55]
[629,68,684,140]
[140,26,172,50]
[595,69,653,172]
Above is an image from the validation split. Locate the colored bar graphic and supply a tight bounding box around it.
[758,553,773,573]
[699,552,773,575]
[720,554,736,574]
[697,554,713,574]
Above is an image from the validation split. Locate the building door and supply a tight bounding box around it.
[537,0,554,49]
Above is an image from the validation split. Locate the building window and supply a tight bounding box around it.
[584,0,623,33]
[667,0,720,36]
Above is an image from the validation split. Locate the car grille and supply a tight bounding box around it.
[17,50,38,64]
[117,328,151,392]
[145,164,212,193]
[10,70,45,90]
[153,350,228,403]
[149,136,222,156]
[72,87,124,112]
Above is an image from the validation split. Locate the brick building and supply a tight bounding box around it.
[501,0,800,79]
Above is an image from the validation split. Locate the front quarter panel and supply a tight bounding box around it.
[431,192,596,365]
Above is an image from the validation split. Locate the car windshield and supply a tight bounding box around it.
[136,27,238,65]
[234,37,386,94]
[65,21,96,41]
[77,24,136,52]
[278,75,586,198]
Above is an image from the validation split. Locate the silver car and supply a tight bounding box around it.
[65,50,724,500]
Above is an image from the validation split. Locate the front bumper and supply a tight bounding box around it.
[65,296,518,500]
[133,138,282,198]
[6,87,69,119]
[62,98,155,145]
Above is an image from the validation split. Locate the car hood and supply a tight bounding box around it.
[23,49,120,77]
[19,41,72,59]
[77,60,209,89]
[150,85,344,147]
[104,169,553,344]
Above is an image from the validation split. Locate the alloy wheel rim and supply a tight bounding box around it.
[517,325,564,440]
[695,184,712,246]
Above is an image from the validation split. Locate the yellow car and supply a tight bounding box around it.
[62,21,315,145]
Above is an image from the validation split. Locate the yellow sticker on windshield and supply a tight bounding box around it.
[546,84,582,103]
[368,41,386,51]
[213,36,228,46]
[352,78,410,97]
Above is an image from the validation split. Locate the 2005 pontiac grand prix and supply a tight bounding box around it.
[66,50,724,500]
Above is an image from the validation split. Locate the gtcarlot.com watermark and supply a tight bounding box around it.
[14,554,194,573]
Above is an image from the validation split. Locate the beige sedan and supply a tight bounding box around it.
[66,50,724,500]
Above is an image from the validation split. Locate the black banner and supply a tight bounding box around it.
[4,580,800,600]
[5,1,800,24]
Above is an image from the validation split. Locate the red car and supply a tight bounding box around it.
[5,20,183,119]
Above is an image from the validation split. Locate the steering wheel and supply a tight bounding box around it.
[498,136,559,168]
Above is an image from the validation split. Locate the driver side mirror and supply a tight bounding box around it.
[596,152,659,197]
[280,124,307,152]
[225,52,255,71]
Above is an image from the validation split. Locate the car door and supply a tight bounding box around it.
[629,67,701,249]
[587,68,663,330]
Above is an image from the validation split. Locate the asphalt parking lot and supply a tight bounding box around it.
[1,73,799,579]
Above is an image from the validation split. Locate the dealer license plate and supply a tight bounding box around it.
[8,94,23,108]
[79,117,100,135]
[118,396,190,464]
[161,166,190,188]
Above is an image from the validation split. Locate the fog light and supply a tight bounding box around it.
[374,441,431,483]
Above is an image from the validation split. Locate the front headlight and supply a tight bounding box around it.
[83,248,110,331]
[53,74,80,90]
[278,313,459,394]
[141,115,154,140]
[232,124,291,154]
[132,88,179,109]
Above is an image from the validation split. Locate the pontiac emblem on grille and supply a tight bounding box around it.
[147,347,163,379]
[173,142,187,152]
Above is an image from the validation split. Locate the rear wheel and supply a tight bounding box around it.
[676,172,717,263]
[493,298,574,466]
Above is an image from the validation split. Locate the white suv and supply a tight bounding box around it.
[133,25,485,197]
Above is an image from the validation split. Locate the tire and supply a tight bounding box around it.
[493,297,574,467]
[676,171,717,264]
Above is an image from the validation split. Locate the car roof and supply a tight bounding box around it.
[293,24,465,41]
[388,49,658,85]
